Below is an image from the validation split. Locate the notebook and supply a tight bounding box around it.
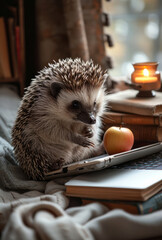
[45,142,162,180]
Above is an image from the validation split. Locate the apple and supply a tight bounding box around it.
[103,126,134,155]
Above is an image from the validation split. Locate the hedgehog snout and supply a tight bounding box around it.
[77,111,96,125]
[88,113,96,124]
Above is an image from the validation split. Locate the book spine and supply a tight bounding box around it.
[15,26,21,76]
[102,113,161,126]
[7,18,18,78]
[138,192,162,214]
[0,17,12,78]
[103,123,161,142]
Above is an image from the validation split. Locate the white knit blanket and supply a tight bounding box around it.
[0,85,162,240]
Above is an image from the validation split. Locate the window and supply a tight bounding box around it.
[102,0,162,78]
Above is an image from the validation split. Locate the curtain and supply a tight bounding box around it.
[34,0,113,71]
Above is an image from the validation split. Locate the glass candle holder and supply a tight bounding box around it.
[131,62,161,97]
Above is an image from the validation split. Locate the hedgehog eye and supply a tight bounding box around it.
[94,101,96,106]
[71,100,81,109]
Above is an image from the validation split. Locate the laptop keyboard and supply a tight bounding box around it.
[110,152,162,170]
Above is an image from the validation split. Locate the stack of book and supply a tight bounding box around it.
[65,168,162,215]
[102,89,162,144]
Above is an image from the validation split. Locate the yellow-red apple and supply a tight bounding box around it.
[103,126,134,155]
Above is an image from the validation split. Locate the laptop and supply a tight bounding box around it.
[45,142,162,180]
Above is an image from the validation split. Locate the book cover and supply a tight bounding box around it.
[0,17,12,78]
[82,191,162,215]
[107,89,162,116]
[102,111,162,126]
[65,169,162,201]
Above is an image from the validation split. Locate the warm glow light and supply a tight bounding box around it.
[143,68,149,76]
[131,62,161,95]
[134,67,157,83]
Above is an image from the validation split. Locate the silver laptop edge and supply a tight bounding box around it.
[45,142,162,179]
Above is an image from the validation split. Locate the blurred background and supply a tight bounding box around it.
[0,0,162,94]
[103,0,162,78]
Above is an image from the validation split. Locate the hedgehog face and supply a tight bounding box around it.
[50,82,105,125]
[68,99,96,124]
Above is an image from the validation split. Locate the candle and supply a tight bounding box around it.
[131,62,161,90]
[135,77,157,83]
[131,62,161,97]
[135,68,158,83]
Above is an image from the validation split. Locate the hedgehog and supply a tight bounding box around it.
[12,58,108,180]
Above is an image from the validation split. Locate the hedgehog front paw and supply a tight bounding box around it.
[48,158,65,171]
[82,126,93,138]
[80,138,95,148]
[95,142,106,155]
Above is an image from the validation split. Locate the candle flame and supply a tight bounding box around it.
[143,68,149,77]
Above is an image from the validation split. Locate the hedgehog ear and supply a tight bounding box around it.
[50,82,64,99]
